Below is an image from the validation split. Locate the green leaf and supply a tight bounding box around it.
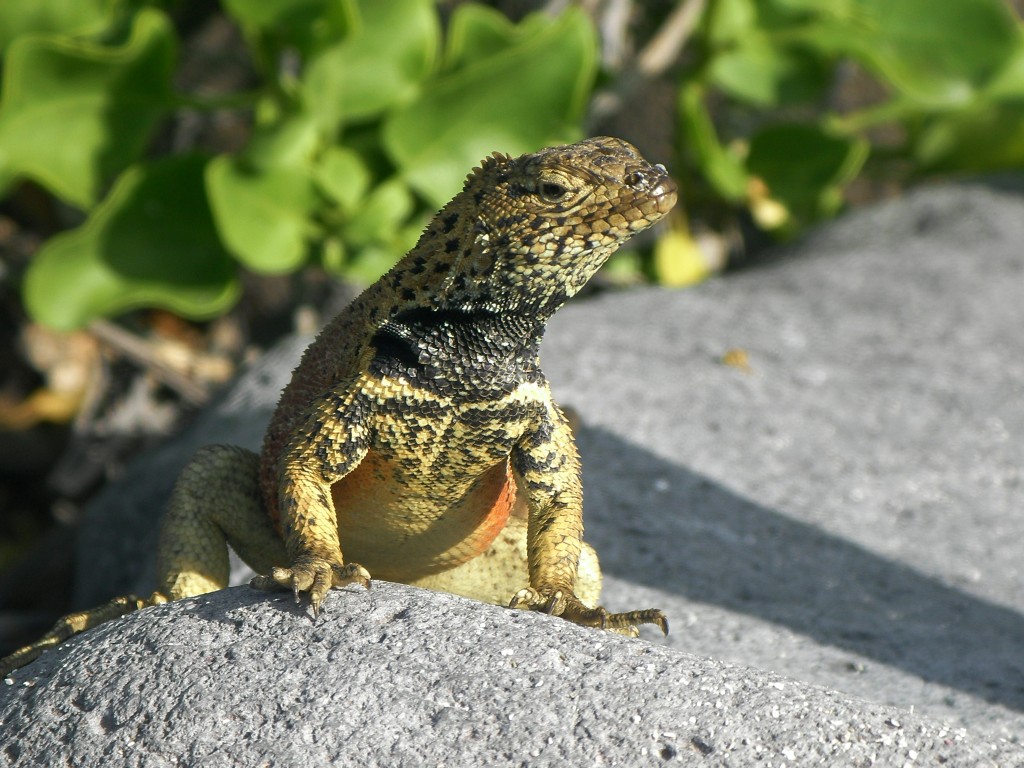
[913,106,1024,172]
[23,155,238,330]
[314,146,371,212]
[708,36,829,107]
[909,41,1024,172]
[318,236,348,277]
[678,83,749,201]
[0,8,175,208]
[242,111,321,170]
[383,7,596,208]
[206,156,322,274]
[746,123,868,223]
[344,178,414,247]
[983,46,1024,101]
[221,0,347,69]
[303,0,439,130]
[221,0,330,33]
[0,0,112,53]
[804,0,1022,106]
[704,0,758,45]
[770,0,856,16]
[205,113,326,273]
[443,4,520,70]
[345,244,404,284]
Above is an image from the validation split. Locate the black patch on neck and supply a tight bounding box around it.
[369,306,545,393]
[388,305,499,331]
[370,324,420,369]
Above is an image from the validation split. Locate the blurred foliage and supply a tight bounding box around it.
[0,0,1022,329]
[682,0,1024,236]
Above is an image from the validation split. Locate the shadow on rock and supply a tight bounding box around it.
[579,425,1024,714]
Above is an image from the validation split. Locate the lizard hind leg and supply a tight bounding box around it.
[1,444,286,678]
[155,444,286,600]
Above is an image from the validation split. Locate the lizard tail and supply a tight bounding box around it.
[0,592,164,678]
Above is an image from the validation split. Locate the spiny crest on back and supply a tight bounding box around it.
[465,151,513,188]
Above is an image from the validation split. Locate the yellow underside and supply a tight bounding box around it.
[332,450,516,582]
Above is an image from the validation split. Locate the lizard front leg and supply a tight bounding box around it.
[251,390,372,615]
[509,403,668,636]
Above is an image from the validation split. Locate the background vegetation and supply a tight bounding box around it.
[2,0,1023,330]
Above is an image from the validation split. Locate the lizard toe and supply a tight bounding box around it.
[508,586,579,619]
[331,562,371,590]
[509,586,668,636]
[251,558,371,617]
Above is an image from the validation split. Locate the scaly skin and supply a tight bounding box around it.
[1,137,676,678]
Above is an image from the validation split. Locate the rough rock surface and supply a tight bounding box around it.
[0,585,1010,766]
[2,181,1022,765]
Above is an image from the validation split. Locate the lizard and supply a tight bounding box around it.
[1,136,676,677]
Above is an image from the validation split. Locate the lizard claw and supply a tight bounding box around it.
[510,587,570,617]
[509,586,667,636]
[251,558,371,617]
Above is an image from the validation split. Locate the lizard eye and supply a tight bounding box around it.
[539,182,568,201]
[624,171,644,188]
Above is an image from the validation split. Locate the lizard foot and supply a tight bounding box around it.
[509,587,668,637]
[250,558,371,617]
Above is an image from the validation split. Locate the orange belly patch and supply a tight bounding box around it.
[330,450,516,582]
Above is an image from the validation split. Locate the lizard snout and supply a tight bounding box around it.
[651,175,678,215]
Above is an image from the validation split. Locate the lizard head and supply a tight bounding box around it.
[428,136,677,318]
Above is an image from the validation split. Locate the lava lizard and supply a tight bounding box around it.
[1,136,676,677]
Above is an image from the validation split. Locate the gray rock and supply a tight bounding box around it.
[4,181,1022,764]
[0,584,1013,767]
